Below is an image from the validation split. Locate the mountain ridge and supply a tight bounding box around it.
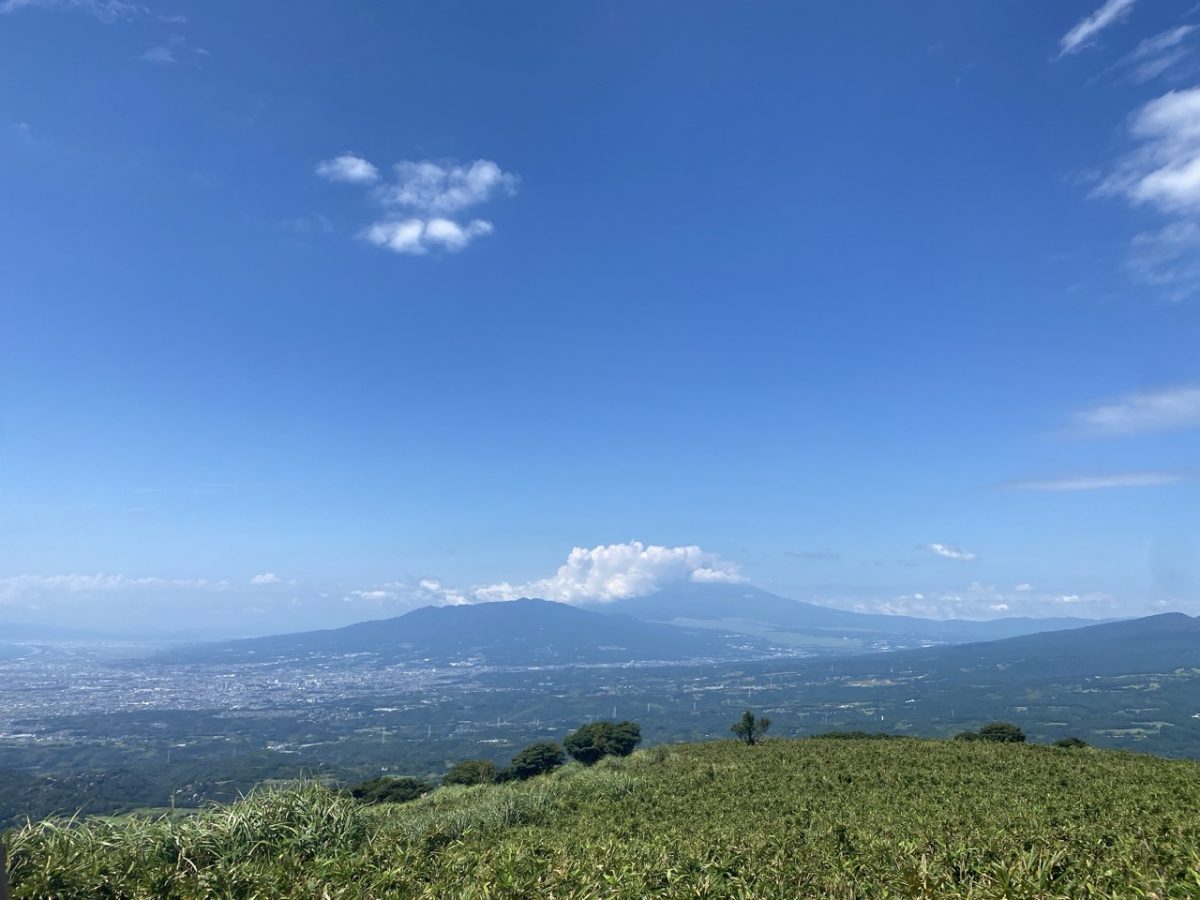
[169,597,780,665]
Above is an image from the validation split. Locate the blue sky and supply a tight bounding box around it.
[1,0,1199,634]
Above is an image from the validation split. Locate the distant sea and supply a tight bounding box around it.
[0,643,31,660]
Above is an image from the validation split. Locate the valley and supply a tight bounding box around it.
[2,592,1198,827]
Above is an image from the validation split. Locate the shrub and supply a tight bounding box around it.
[1054,736,1088,748]
[443,759,497,786]
[564,721,642,765]
[955,722,1026,744]
[348,775,431,804]
[978,722,1026,743]
[501,742,565,781]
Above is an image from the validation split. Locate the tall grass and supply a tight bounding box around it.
[6,740,1200,898]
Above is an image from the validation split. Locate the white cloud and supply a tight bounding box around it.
[342,578,470,610]
[376,160,517,215]
[249,573,281,585]
[361,217,493,255]
[1099,88,1200,214]
[1118,25,1196,83]
[1068,384,1200,436]
[1058,0,1138,57]
[922,543,977,562]
[473,541,746,604]
[317,155,515,257]
[1015,583,1034,592]
[315,154,380,185]
[0,0,143,21]
[1006,472,1185,491]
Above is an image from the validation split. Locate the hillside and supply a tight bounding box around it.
[7,738,1200,898]
[171,598,778,665]
[825,611,1200,681]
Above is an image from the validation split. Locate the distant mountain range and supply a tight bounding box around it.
[169,598,779,665]
[589,582,1100,649]
[853,610,1200,680]
[170,583,1107,666]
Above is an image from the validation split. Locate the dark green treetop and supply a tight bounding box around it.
[348,776,431,805]
[564,721,642,765]
[442,759,497,786]
[501,741,566,781]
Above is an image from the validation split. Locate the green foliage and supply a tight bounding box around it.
[10,740,1200,898]
[348,775,431,805]
[811,730,900,740]
[730,708,771,745]
[955,722,1026,743]
[563,720,642,765]
[978,722,1027,743]
[500,741,565,781]
[442,759,497,786]
[1054,736,1089,748]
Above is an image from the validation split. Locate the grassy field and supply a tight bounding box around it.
[6,737,1200,898]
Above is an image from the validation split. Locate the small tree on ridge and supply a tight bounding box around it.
[731,709,771,745]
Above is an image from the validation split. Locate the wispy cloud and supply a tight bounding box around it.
[921,543,977,561]
[1005,471,1186,491]
[1117,25,1197,83]
[249,573,281,585]
[1059,0,1138,57]
[316,156,517,255]
[474,541,745,604]
[0,573,228,605]
[315,154,379,185]
[282,213,334,235]
[1129,219,1200,299]
[1068,384,1200,436]
[785,548,842,561]
[138,33,207,65]
[824,582,1125,619]
[1095,87,1200,296]
[0,0,144,21]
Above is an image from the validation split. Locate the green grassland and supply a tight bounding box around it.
[6,737,1200,898]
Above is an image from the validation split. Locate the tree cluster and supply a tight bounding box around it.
[347,776,431,805]
[954,722,1026,743]
[563,721,642,765]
